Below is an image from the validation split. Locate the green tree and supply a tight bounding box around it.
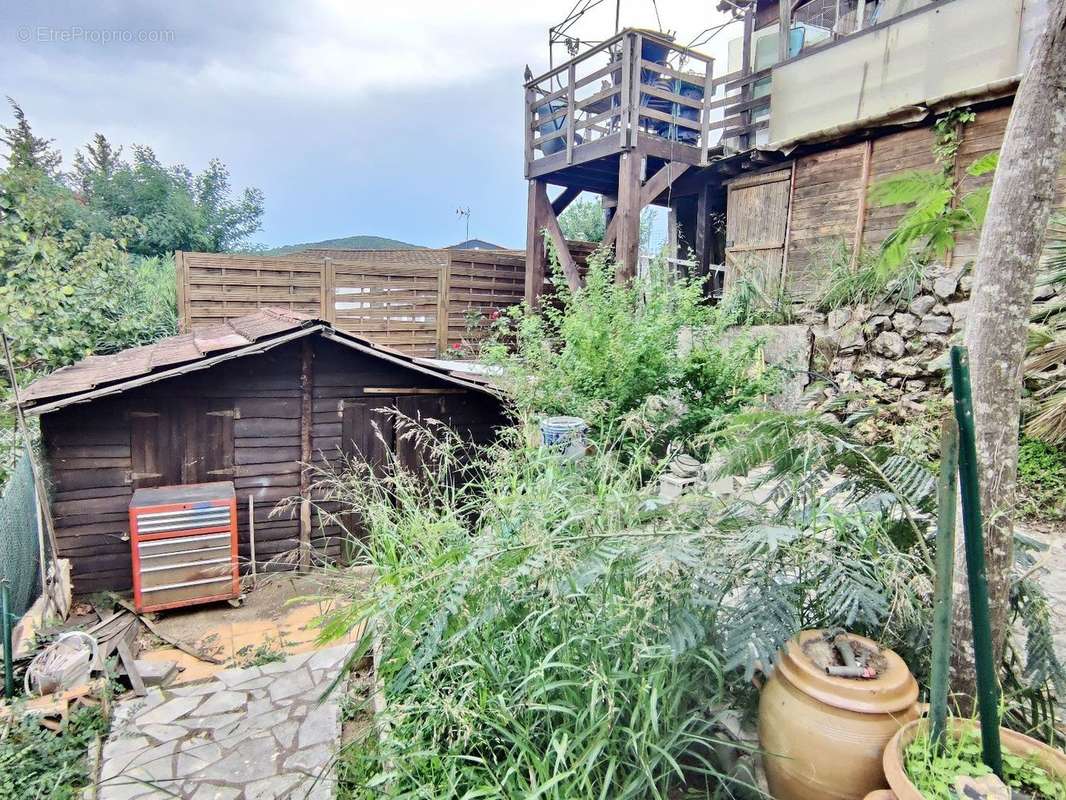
[558,197,655,249]
[0,98,61,177]
[80,144,264,256]
[70,133,123,197]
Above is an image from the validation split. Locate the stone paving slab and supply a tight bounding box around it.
[98,644,352,799]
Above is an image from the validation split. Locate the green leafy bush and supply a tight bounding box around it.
[1016,437,1066,520]
[485,251,775,450]
[0,705,107,800]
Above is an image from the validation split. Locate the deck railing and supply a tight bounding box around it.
[524,30,733,172]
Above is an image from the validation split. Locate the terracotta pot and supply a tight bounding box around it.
[865,718,1066,799]
[758,630,920,800]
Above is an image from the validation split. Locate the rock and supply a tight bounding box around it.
[887,360,920,378]
[919,315,953,335]
[832,320,866,353]
[867,315,893,333]
[132,660,179,688]
[872,331,906,358]
[892,312,920,338]
[904,379,927,392]
[855,356,888,378]
[926,350,951,374]
[831,355,857,373]
[1034,281,1057,301]
[827,308,851,330]
[932,273,959,300]
[960,273,973,293]
[905,336,926,355]
[908,295,937,317]
[886,376,903,387]
[951,773,1010,800]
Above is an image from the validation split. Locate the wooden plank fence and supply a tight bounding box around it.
[177,249,530,356]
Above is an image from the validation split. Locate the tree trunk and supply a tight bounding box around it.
[950,0,1066,699]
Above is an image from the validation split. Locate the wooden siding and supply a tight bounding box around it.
[41,337,506,595]
[782,142,867,298]
[731,101,1066,299]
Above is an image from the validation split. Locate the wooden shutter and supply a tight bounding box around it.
[130,400,235,489]
[724,168,792,292]
[130,409,180,489]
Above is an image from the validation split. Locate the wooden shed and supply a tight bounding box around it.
[19,309,508,595]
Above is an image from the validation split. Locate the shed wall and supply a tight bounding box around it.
[41,337,505,594]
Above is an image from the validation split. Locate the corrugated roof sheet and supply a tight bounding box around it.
[19,308,496,413]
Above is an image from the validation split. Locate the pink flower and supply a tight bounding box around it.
[451,342,461,350]
[490,309,500,320]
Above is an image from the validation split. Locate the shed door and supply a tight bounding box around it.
[724,168,792,293]
[131,399,236,489]
[341,398,396,474]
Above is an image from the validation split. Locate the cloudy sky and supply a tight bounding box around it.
[3,1,734,249]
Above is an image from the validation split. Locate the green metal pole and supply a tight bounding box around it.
[950,345,1003,776]
[1,581,13,699]
[930,414,959,749]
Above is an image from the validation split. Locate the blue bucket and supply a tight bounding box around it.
[540,416,588,448]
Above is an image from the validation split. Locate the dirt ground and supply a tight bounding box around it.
[138,570,367,683]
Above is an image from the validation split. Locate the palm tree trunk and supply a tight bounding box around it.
[950,0,1066,700]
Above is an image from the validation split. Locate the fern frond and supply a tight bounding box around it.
[867,171,949,208]
[966,151,999,177]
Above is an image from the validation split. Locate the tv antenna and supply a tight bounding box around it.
[456,207,471,241]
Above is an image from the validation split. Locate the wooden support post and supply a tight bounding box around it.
[524,84,536,178]
[614,150,642,283]
[298,338,313,571]
[436,260,451,354]
[619,34,632,148]
[525,180,547,307]
[852,139,873,269]
[174,251,188,333]
[321,257,336,324]
[739,8,755,151]
[779,0,793,63]
[565,63,576,165]
[700,57,714,165]
[694,183,711,281]
[629,32,643,140]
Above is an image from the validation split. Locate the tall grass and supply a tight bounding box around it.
[313,415,748,799]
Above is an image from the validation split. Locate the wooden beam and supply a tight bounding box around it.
[614,151,642,282]
[640,163,691,208]
[780,160,798,285]
[851,139,873,269]
[298,338,313,571]
[536,181,582,293]
[551,186,582,217]
[525,180,547,307]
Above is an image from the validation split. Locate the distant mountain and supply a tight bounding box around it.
[264,234,424,255]
[446,238,507,250]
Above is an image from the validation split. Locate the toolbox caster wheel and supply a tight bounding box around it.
[227,596,244,608]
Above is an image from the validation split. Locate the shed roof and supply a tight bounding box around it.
[19,308,497,415]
